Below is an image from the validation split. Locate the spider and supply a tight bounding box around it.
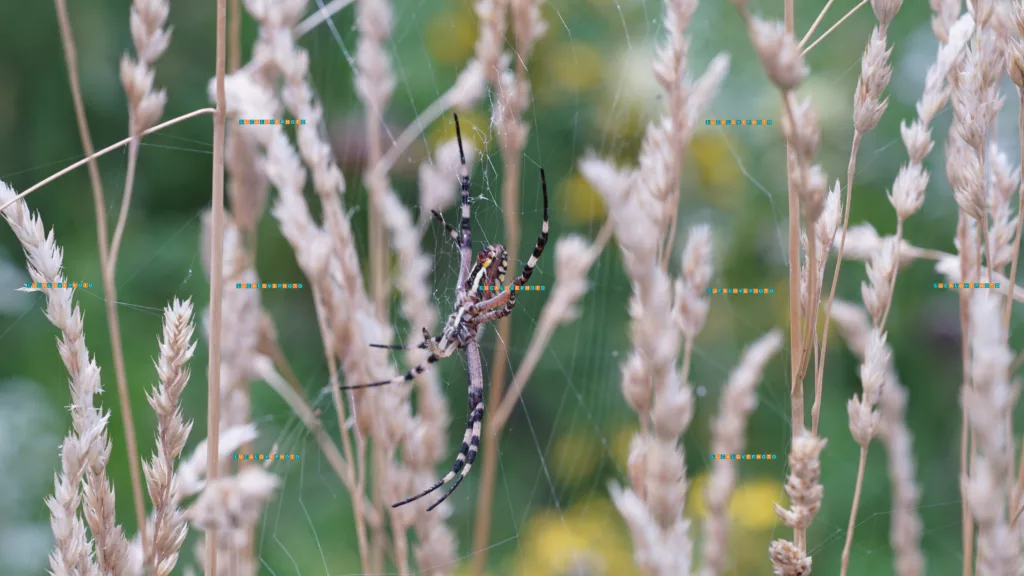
[339,114,549,512]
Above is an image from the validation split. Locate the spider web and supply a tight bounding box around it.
[1,0,1019,575]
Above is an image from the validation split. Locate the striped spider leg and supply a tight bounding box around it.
[341,113,550,512]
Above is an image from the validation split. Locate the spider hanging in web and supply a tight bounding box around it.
[340,113,549,511]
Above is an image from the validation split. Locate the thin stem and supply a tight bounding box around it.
[229,0,241,72]
[0,108,216,214]
[1002,88,1024,329]
[782,91,807,551]
[107,136,139,272]
[205,0,227,572]
[52,0,149,550]
[294,0,356,38]
[799,0,835,47]
[801,0,870,57]
[878,218,904,329]
[374,94,450,180]
[840,446,869,576]
[474,50,527,572]
[311,285,370,572]
[814,133,861,436]
[797,215,819,382]
[957,217,974,576]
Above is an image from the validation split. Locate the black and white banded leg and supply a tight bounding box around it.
[470,170,550,319]
[431,210,459,243]
[392,388,484,511]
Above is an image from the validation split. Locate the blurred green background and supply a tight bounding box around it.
[0,0,1008,574]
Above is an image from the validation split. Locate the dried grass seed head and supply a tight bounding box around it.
[781,96,820,160]
[888,162,929,221]
[1008,39,1024,87]
[799,164,828,223]
[130,0,172,64]
[770,539,812,576]
[900,119,934,165]
[815,181,841,258]
[854,27,893,134]
[862,236,898,323]
[870,0,903,29]
[750,18,808,91]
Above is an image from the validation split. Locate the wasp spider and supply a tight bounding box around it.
[340,114,549,511]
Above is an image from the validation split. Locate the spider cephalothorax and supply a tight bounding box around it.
[340,113,549,512]
[466,245,508,293]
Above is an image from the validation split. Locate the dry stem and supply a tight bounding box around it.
[204,0,227,571]
[52,0,148,546]
[801,0,871,56]
[0,108,216,214]
[813,134,861,435]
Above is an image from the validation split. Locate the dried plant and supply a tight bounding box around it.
[701,330,783,576]
[21,0,1024,575]
[1,180,130,576]
[143,299,197,576]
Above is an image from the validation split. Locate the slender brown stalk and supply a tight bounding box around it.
[813,134,861,435]
[204,0,227,572]
[1003,88,1024,329]
[472,170,519,576]
[840,447,869,576]
[801,0,870,56]
[229,0,240,72]
[52,0,148,547]
[799,0,835,47]
[957,218,974,576]
[1011,89,1024,522]
[0,108,216,214]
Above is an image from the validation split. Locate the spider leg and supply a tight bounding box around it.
[339,352,441,390]
[392,388,484,511]
[369,342,428,351]
[453,113,474,288]
[492,169,550,316]
[467,170,549,318]
[430,210,459,243]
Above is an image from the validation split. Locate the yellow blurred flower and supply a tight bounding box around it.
[730,477,785,531]
[551,432,601,485]
[425,10,477,66]
[516,498,641,576]
[611,426,637,472]
[690,130,742,208]
[561,173,607,226]
[688,473,785,531]
[545,42,604,92]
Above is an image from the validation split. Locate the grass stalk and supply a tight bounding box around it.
[957,217,974,576]
[1009,89,1024,522]
[840,446,869,576]
[472,164,520,576]
[813,133,861,435]
[799,0,835,47]
[204,0,227,571]
[0,108,216,214]
[312,283,371,572]
[801,0,870,57]
[52,0,149,549]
